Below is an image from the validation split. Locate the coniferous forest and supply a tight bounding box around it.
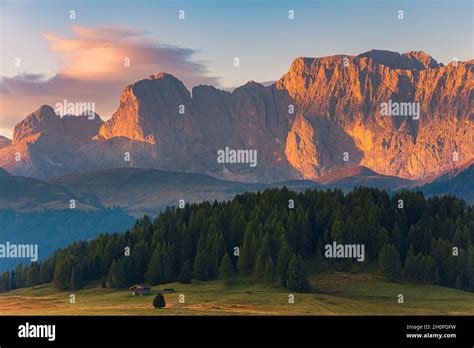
[2,187,473,294]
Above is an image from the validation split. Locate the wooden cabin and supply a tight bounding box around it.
[129,284,151,296]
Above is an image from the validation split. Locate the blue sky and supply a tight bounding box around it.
[0,0,472,137]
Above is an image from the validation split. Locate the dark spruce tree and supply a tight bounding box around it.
[0,272,9,291]
[178,261,192,284]
[253,252,265,281]
[263,256,274,283]
[287,255,311,292]
[145,246,164,285]
[379,244,403,281]
[153,293,166,309]
[26,264,40,289]
[218,253,233,281]
[10,270,16,290]
[53,259,71,290]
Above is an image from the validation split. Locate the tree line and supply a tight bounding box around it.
[1,187,473,293]
[0,207,135,273]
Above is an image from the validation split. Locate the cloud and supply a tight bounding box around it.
[0,25,219,138]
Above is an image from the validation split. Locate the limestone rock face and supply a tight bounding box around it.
[97,73,204,173]
[278,50,473,179]
[0,50,472,182]
[13,105,63,144]
[1,105,104,178]
[97,76,296,181]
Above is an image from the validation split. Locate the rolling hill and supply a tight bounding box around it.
[1,271,473,315]
[315,166,414,191]
[0,167,93,211]
[420,161,474,203]
[1,164,472,217]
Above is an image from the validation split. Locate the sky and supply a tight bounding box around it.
[0,0,472,138]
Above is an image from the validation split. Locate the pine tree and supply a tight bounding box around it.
[70,266,84,290]
[194,234,207,280]
[424,255,436,283]
[162,249,175,283]
[193,249,207,280]
[277,243,291,287]
[434,268,441,285]
[153,293,166,308]
[14,265,25,289]
[70,266,78,290]
[218,253,233,281]
[378,244,403,281]
[263,256,274,283]
[39,259,54,284]
[331,218,345,243]
[145,247,164,285]
[10,270,16,290]
[178,261,191,284]
[467,246,474,291]
[106,258,133,288]
[0,272,9,291]
[106,260,119,288]
[237,232,252,275]
[53,259,70,290]
[287,255,311,292]
[208,231,226,279]
[391,223,403,253]
[404,245,416,280]
[377,227,390,255]
[26,264,40,288]
[455,276,462,289]
[253,252,265,281]
[413,253,424,282]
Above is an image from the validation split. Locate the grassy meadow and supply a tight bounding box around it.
[1,271,473,316]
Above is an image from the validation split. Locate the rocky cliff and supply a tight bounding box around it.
[0,50,472,182]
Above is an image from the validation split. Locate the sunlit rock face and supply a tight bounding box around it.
[278,50,473,180]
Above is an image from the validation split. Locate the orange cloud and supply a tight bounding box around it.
[0,25,219,138]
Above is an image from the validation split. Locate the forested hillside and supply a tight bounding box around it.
[2,187,473,293]
[0,208,134,272]
[420,164,474,203]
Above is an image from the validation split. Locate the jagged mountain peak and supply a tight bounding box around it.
[147,72,178,80]
[121,71,191,102]
[12,104,104,145]
[99,71,194,144]
[232,80,266,95]
[13,104,61,143]
[357,49,439,70]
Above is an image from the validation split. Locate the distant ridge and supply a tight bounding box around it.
[316,166,413,190]
[357,49,440,70]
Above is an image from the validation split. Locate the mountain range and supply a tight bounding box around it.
[1,162,472,217]
[0,49,472,185]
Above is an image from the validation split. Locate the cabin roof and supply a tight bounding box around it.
[129,284,151,290]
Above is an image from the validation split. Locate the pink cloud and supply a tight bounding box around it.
[0,25,219,138]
